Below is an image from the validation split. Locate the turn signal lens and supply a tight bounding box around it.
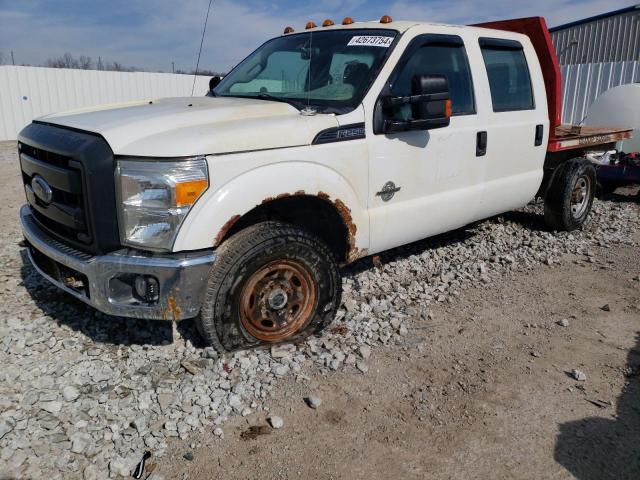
[175,179,208,207]
[322,19,334,27]
[305,21,317,29]
[380,15,393,23]
[342,17,355,25]
[444,99,452,118]
[284,26,294,34]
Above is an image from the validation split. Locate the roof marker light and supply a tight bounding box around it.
[284,26,294,34]
[306,21,317,29]
[380,15,393,23]
[342,17,354,25]
[322,19,335,27]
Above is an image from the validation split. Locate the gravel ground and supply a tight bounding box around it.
[0,140,639,479]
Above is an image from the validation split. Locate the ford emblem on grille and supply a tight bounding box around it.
[31,175,53,205]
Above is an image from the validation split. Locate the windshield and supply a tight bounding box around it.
[215,29,398,113]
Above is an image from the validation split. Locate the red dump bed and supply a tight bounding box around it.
[474,17,632,153]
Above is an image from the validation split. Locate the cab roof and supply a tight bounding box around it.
[282,19,517,38]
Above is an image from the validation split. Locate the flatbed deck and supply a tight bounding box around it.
[549,125,633,153]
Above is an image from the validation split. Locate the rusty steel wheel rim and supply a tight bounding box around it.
[239,259,317,342]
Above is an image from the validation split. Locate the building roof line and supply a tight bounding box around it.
[549,3,640,32]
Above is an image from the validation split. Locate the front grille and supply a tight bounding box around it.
[19,142,92,247]
[18,122,121,254]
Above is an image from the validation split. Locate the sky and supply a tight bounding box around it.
[0,0,635,73]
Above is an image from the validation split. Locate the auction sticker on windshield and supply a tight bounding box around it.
[347,36,394,47]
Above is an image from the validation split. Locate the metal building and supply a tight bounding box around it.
[550,4,640,66]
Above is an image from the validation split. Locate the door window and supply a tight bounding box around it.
[388,38,476,121]
[479,38,534,112]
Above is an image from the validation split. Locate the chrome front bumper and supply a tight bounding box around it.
[20,205,215,320]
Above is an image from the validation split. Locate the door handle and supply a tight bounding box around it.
[476,131,487,157]
[535,124,544,146]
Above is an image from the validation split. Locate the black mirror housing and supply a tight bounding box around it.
[411,75,450,124]
[382,74,451,133]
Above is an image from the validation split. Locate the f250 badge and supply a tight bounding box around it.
[376,181,401,202]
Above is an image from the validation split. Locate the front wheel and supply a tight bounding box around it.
[196,221,341,352]
[544,159,596,231]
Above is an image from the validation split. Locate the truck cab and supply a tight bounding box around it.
[18,16,631,352]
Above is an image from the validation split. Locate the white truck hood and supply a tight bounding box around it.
[37,97,339,157]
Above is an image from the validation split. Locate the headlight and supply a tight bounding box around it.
[115,157,209,251]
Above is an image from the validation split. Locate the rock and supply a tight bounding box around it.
[158,393,174,412]
[305,395,322,409]
[70,432,93,454]
[0,418,15,439]
[358,345,372,359]
[40,401,62,414]
[272,364,290,377]
[572,369,587,381]
[213,427,224,438]
[271,344,295,359]
[228,394,242,410]
[600,304,611,312]
[183,452,194,461]
[267,415,284,429]
[181,361,199,375]
[63,386,80,402]
[83,464,99,480]
[109,456,131,477]
[558,318,570,327]
[531,351,542,358]
[357,362,369,374]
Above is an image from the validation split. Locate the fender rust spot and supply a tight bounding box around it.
[214,214,241,247]
[216,192,366,263]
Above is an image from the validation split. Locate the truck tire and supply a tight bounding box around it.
[196,221,341,352]
[544,159,596,231]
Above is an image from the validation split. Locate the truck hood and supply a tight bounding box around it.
[37,97,338,157]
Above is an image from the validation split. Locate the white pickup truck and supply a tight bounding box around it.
[18,16,631,352]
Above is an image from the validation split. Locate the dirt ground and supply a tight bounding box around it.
[2,141,639,479]
[154,199,640,479]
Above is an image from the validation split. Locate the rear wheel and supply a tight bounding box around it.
[196,221,341,352]
[544,159,596,231]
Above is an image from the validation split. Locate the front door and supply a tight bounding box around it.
[366,34,486,254]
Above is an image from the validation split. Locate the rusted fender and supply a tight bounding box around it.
[173,162,370,261]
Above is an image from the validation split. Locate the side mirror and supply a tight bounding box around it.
[209,76,221,92]
[382,74,451,133]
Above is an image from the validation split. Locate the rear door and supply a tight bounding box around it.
[475,36,548,217]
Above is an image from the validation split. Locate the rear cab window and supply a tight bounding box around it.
[479,38,534,112]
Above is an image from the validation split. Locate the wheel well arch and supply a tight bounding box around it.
[214,193,359,263]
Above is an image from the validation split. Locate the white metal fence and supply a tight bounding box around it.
[560,60,640,125]
[0,66,211,141]
[3,63,637,141]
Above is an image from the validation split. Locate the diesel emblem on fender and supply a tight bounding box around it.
[376,181,401,202]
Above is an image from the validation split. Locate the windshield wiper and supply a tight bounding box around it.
[255,93,305,110]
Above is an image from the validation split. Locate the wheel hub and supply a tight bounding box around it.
[239,259,316,342]
[268,288,289,310]
[570,175,591,219]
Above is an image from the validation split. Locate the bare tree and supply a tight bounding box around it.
[46,52,80,69]
[78,55,93,70]
[107,61,125,72]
